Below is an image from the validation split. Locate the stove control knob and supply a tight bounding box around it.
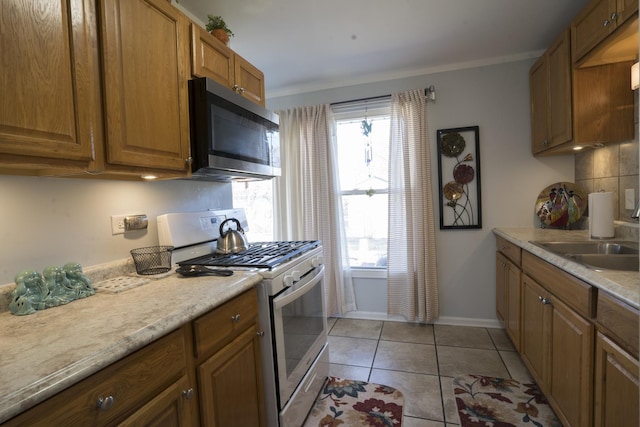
[284,270,301,287]
[311,255,323,267]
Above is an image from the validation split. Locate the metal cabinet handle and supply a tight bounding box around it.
[231,314,241,322]
[538,295,551,305]
[610,12,617,20]
[603,19,610,27]
[182,388,194,400]
[185,156,193,165]
[257,331,265,337]
[97,395,115,411]
[237,87,245,94]
[232,84,240,92]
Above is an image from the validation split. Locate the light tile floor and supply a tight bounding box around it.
[327,318,534,427]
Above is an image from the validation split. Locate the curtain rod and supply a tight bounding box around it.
[330,85,436,106]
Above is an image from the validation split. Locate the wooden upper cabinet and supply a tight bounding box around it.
[529,57,549,154]
[572,0,639,65]
[234,54,266,106]
[0,0,101,170]
[530,30,572,154]
[546,31,573,147]
[99,0,191,174]
[191,23,235,88]
[190,23,266,106]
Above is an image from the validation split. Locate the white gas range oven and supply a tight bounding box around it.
[157,209,329,427]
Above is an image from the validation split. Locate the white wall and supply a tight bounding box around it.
[0,176,231,284]
[268,59,575,325]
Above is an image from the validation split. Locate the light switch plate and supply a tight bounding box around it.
[625,188,635,210]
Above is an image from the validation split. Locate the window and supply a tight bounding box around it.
[335,107,390,269]
[232,180,274,242]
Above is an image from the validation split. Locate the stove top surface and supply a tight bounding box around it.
[178,240,321,269]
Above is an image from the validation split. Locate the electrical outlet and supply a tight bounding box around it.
[111,215,126,235]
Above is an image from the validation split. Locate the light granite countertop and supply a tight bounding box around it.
[0,261,262,424]
[493,227,639,309]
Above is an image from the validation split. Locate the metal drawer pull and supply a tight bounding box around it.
[182,388,194,400]
[610,12,617,20]
[603,19,610,27]
[96,395,115,411]
[257,331,265,337]
[538,296,551,305]
[231,314,241,322]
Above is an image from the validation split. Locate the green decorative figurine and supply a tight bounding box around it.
[9,263,95,315]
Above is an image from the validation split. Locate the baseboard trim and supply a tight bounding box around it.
[333,311,502,328]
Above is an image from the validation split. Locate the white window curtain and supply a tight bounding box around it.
[387,90,439,322]
[274,105,357,316]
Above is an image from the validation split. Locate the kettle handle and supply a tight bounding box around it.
[219,218,244,236]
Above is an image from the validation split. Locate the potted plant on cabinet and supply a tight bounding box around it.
[206,15,234,45]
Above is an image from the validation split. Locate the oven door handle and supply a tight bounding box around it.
[273,265,324,310]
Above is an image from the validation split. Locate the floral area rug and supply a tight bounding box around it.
[303,376,404,426]
[453,374,562,427]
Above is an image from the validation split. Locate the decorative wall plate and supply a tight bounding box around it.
[535,182,587,228]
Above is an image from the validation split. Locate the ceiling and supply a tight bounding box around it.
[176,0,591,98]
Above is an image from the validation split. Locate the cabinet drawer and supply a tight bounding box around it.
[597,292,639,359]
[522,251,595,318]
[3,327,187,426]
[496,236,521,266]
[193,288,258,359]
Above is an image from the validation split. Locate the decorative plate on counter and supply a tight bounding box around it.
[535,182,587,228]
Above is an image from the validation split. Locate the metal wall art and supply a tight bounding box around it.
[436,126,482,229]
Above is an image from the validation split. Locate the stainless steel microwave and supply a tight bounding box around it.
[188,77,280,181]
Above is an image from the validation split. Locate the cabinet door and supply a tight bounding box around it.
[198,324,265,427]
[572,0,618,62]
[546,30,572,148]
[618,0,639,20]
[190,23,235,88]
[234,54,266,107]
[520,275,551,389]
[0,0,99,167]
[100,0,191,172]
[505,259,521,351]
[549,296,594,427]
[529,57,549,154]
[495,252,507,325]
[119,375,194,427]
[594,332,639,427]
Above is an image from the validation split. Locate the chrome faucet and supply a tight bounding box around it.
[632,200,640,220]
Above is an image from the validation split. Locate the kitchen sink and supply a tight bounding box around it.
[530,240,639,271]
[564,254,639,271]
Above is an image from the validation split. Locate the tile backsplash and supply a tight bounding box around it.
[575,92,639,223]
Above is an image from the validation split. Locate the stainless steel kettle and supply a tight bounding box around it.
[216,218,249,254]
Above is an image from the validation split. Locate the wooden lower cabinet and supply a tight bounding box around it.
[521,271,594,427]
[549,295,594,427]
[496,251,521,350]
[594,332,639,427]
[1,327,192,426]
[197,324,265,427]
[1,289,266,427]
[119,375,194,427]
[521,275,551,388]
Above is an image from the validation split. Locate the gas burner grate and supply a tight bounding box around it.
[179,240,320,269]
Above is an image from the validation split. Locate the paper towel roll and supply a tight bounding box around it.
[589,192,614,239]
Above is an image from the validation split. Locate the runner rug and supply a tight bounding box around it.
[453,374,562,427]
[303,376,404,426]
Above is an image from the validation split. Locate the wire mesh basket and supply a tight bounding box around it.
[130,246,174,275]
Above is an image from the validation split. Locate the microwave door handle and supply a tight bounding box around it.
[273,266,324,310]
